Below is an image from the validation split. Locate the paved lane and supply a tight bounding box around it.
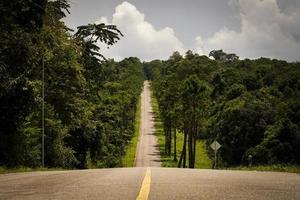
[0,168,145,200]
[1,168,299,200]
[135,81,161,167]
[150,168,300,200]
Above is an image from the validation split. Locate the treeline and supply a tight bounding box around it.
[0,0,144,168]
[145,50,300,168]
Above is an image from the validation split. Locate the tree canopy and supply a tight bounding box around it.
[0,0,144,168]
[146,50,300,168]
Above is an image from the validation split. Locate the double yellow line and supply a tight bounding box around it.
[136,168,151,200]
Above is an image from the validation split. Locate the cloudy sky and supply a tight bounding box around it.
[64,0,300,61]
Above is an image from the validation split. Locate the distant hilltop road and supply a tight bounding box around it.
[0,167,300,200]
[135,81,161,167]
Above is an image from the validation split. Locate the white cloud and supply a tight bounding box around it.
[195,0,300,61]
[97,1,185,61]
[195,36,205,55]
[96,0,300,61]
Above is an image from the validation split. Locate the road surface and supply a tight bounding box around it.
[135,81,161,167]
[0,168,299,200]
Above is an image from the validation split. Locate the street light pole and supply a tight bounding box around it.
[42,53,45,168]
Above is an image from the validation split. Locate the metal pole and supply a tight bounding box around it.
[214,149,217,169]
[214,140,217,169]
[42,54,45,168]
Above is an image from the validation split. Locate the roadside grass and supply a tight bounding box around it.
[150,90,212,169]
[227,165,300,173]
[0,166,66,174]
[121,96,142,167]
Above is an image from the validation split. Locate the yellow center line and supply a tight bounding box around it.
[136,167,151,200]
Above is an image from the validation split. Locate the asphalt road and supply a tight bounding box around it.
[0,168,299,200]
[135,81,161,167]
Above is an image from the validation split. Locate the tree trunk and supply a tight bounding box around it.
[178,144,183,168]
[173,127,177,161]
[188,126,193,168]
[183,132,187,169]
[178,129,187,168]
[164,122,172,157]
[164,124,168,155]
[167,125,172,157]
[192,125,198,168]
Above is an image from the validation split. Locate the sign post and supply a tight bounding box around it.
[210,140,221,169]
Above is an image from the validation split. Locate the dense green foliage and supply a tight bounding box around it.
[146,51,300,168]
[0,0,144,168]
[1,0,299,170]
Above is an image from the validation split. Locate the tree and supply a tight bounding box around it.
[148,49,300,168]
[209,49,239,61]
[74,23,123,61]
[0,0,143,169]
[180,75,210,168]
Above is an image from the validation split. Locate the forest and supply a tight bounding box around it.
[0,0,144,169]
[1,0,299,170]
[145,50,300,168]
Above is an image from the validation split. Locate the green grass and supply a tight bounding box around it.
[150,90,212,169]
[121,96,142,167]
[0,166,66,174]
[227,165,300,173]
